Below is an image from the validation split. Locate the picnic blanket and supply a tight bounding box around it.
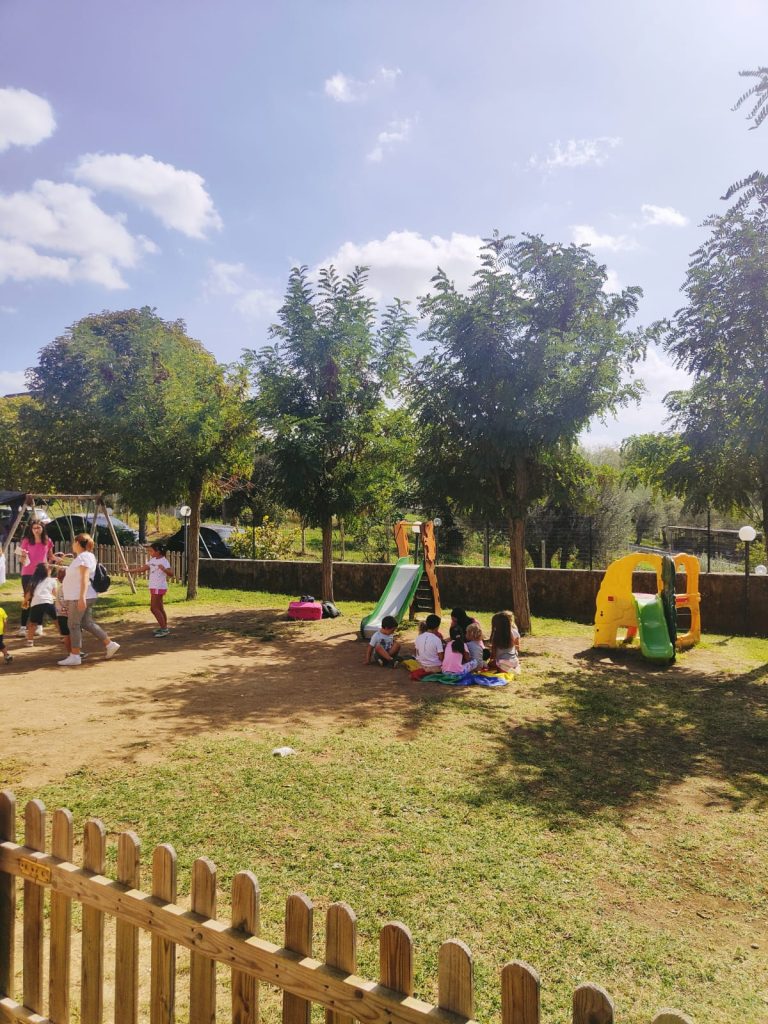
[400,659,512,687]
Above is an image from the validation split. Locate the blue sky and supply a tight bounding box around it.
[1,0,766,446]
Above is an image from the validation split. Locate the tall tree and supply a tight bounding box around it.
[25,307,251,597]
[250,266,413,601]
[724,64,768,212]
[625,204,768,532]
[410,233,649,631]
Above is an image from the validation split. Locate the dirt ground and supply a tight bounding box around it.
[1,600,743,791]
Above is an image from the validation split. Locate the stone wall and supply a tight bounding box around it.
[199,559,768,637]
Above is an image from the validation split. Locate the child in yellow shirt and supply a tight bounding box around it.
[0,606,13,664]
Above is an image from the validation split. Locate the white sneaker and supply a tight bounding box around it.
[16,627,26,637]
[58,654,82,667]
[35,626,43,637]
[105,641,120,660]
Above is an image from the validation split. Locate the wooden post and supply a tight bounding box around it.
[379,922,413,996]
[572,983,613,1024]
[99,498,136,594]
[23,800,46,1014]
[189,858,217,1024]
[81,819,106,1024]
[150,845,177,1024]
[231,872,260,1024]
[501,961,540,1024]
[325,903,357,1024]
[115,832,141,1024]
[49,808,74,1024]
[0,791,16,999]
[438,940,473,1020]
[283,893,313,1024]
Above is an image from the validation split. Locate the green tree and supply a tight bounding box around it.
[0,394,53,492]
[411,233,649,631]
[249,266,413,601]
[25,307,251,597]
[624,204,768,533]
[724,65,768,212]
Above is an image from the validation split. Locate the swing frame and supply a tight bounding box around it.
[1,493,137,594]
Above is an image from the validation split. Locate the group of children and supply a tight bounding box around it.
[0,534,174,667]
[366,607,521,676]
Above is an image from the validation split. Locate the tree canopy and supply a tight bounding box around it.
[410,233,649,631]
[249,265,414,601]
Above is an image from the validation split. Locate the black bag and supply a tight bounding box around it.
[322,601,340,619]
[300,594,316,603]
[91,563,111,594]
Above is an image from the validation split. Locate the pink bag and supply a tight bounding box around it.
[288,600,323,621]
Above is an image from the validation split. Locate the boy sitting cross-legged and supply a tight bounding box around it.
[365,615,402,667]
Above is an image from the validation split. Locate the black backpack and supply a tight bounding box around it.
[91,563,111,594]
[322,601,340,619]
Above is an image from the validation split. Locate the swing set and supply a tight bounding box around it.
[1,492,137,593]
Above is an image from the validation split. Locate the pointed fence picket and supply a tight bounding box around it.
[0,792,695,1024]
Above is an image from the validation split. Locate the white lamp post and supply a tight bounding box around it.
[739,525,757,634]
[179,505,192,583]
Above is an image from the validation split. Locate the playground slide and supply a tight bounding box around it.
[632,594,674,662]
[360,557,424,639]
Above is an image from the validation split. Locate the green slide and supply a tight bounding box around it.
[632,593,674,663]
[360,557,424,639]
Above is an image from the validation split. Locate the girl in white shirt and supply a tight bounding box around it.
[24,564,58,646]
[128,542,173,637]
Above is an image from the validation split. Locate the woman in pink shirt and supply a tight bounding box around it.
[18,521,54,635]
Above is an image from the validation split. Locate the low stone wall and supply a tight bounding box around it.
[199,558,768,637]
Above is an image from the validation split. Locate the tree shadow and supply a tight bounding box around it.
[466,652,768,827]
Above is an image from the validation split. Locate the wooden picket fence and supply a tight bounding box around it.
[0,793,694,1024]
[3,544,184,581]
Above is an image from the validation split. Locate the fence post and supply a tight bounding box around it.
[81,818,106,1024]
[49,807,74,1024]
[438,939,473,1020]
[283,893,313,1024]
[379,921,413,996]
[325,902,357,1024]
[150,844,177,1024]
[501,960,540,1024]
[23,799,46,1014]
[572,983,613,1024]
[0,791,16,1000]
[190,857,217,1024]
[115,831,141,1024]
[231,871,260,1024]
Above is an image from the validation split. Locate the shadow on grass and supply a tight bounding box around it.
[467,648,768,827]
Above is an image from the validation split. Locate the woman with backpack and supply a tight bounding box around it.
[55,533,120,667]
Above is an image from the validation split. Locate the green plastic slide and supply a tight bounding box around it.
[632,593,674,662]
[360,557,424,639]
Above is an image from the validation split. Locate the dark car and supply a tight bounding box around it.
[165,523,234,559]
[46,513,139,547]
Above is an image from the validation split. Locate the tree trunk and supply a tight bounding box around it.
[155,508,161,534]
[137,512,147,544]
[321,516,334,602]
[186,483,203,600]
[507,514,532,633]
[339,517,345,561]
[300,519,307,556]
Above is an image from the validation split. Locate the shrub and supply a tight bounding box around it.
[227,517,294,560]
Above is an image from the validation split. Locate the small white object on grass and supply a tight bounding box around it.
[272,746,297,757]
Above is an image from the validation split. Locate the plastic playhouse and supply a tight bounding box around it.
[593,552,701,663]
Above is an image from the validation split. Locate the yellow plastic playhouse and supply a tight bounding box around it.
[593,552,701,663]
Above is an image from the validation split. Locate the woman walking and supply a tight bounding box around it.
[56,533,120,667]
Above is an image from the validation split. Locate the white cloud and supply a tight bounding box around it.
[531,136,621,171]
[582,346,691,447]
[0,370,28,394]
[324,66,401,103]
[0,87,55,153]
[640,203,689,228]
[571,224,637,252]
[367,118,412,163]
[204,260,281,321]
[602,269,622,294]
[0,180,155,289]
[74,153,222,238]
[318,230,483,304]
[0,304,18,314]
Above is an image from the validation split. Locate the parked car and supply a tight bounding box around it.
[46,514,139,547]
[164,523,235,559]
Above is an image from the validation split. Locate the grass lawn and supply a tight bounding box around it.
[2,579,767,1022]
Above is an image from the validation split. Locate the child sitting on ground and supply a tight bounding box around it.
[414,613,444,671]
[465,622,488,667]
[441,636,475,674]
[0,604,12,664]
[365,615,402,668]
[489,610,521,674]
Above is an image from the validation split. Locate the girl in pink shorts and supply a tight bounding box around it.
[128,542,173,637]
